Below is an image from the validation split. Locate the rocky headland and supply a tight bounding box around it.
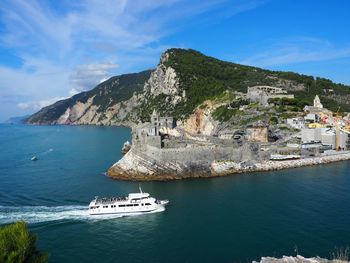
[27,48,350,181]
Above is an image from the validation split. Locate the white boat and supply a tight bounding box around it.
[88,188,169,216]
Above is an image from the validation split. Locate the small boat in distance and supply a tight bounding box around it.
[31,156,38,161]
[89,187,169,216]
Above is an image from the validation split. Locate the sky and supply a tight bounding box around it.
[0,0,350,121]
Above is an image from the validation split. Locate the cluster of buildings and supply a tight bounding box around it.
[286,95,350,151]
[131,88,350,157]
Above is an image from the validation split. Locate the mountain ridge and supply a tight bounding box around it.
[27,48,350,126]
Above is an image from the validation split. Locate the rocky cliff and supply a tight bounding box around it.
[26,70,152,125]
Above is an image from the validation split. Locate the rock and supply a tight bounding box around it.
[253,255,347,263]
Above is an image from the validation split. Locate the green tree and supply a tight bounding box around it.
[0,221,48,263]
[269,116,279,125]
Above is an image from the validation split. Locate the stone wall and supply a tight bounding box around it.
[246,127,268,143]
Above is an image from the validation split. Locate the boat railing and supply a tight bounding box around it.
[95,196,127,204]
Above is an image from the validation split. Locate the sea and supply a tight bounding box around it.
[0,124,349,263]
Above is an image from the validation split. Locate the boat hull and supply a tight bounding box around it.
[89,208,161,216]
[88,203,166,216]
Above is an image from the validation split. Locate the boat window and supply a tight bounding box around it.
[103,206,108,208]
[126,204,133,207]
[134,204,139,206]
[145,203,151,206]
[119,204,125,207]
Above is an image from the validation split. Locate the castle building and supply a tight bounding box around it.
[247,86,294,106]
[133,110,176,148]
[151,110,176,134]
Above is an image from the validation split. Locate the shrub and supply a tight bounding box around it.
[0,221,48,263]
[270,116,279,125]
[212,106,237,122]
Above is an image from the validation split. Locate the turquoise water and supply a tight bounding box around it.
[0,124,349,263]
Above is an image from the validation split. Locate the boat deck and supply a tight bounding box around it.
[95,197,127,205]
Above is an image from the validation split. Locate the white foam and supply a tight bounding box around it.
[0,205,165,224]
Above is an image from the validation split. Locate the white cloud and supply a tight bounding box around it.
[69,88,80,97]
[69,62,119,93]
[17,97,67,111]
[17,103,30,110]
[0,0,265,121]
[239,37,350,67]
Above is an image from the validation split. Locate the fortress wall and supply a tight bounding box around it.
[135,144,260,164]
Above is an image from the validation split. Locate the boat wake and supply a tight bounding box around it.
[0,205,165,224]
[0,205,89,224]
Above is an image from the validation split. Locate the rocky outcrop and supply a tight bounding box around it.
[253,255,348,263]
[56,96,96,124]
[54,93,143,126]
[108,147,350,181]
[107,144,244,181]
[107,148,210,181]
[181,108,215,136]
[141,53,185,110]
[211,151,350,176]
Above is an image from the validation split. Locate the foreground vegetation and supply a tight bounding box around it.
[0,221,48,263]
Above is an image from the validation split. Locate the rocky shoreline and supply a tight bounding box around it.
[253,255,348,263]
[211,151,350,176]
[107,149,350,181]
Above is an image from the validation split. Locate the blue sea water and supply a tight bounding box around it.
[0,124,349,263]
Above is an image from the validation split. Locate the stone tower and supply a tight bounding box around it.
[151,109,160,135]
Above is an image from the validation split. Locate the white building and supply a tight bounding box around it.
[304,113,320,123]
[286,118,305,130]
[304,95,332,116]
[313,95,323,108]
[301,128,348,149]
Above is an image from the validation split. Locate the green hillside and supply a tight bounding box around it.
[160,48,350,118]
[27,48,350,125]
[27,70,152,124]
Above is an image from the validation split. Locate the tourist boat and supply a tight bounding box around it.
[31,156,38,161]
[88,187,169,215]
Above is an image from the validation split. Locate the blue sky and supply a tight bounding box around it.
[0,0,350,121]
